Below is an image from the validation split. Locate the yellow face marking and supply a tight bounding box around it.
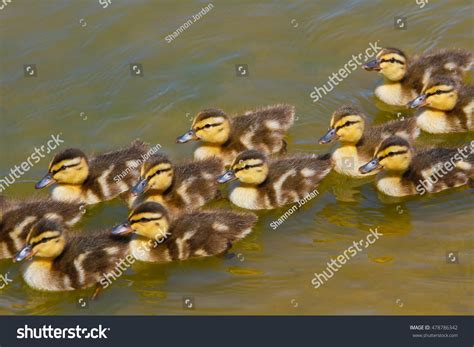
[193,116,225,130]
[129,212,163,223]
[377,145,408,159]
[28,231,60,245]
[50,158,82,172]
[145,163,172,178]
[333,115,362,129]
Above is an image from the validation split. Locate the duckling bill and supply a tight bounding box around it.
[218,150,331,210]
[111,202,257,262]
[35,139,150,205]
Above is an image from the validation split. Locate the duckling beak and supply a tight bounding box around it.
[111,222,134,236]
[35,173,56,189]
[362,59,381,72]
[217,170,236,184]
[319,128,338,144]
[131,178,148,196]
[359,158,381,174]
[176,130,197,143]
[407,94,428,109]
[14,245,35,262]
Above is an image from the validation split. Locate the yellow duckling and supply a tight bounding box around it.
[319,105,420,177]
[35,140,150,205]
[14,218,131,293]
[407,75,474,133]
[217,150,331,210]
[363,47,472,106]
[111,202,257,262]
[129,153,223,214]
[0,197,83,259]
[359,136,474,197]
[176,104,295,165]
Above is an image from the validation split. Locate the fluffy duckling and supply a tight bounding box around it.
[359,136,474,197]
[363,47,472,106]
[15,218,131,292]
[35,140,150,205]
[0,197,83,259]
[176,104,295,165]
[318,105,420,177]
[217,150,331,210]
[407,75,474,133]
[130,154,223,213]
[111,202,257,262]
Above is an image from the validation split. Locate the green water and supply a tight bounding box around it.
[0,0,472,315]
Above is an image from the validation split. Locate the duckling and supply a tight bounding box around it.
[217,150,331,210]
[130,154,223,214]
[407,75,474,133]
[35,140,150,205]
[359,136,474,197]
[0,197,83,259]
[363,47,472,106]
[318,105,420,177]
[14,218,131,292]
[176,104,295,165]
[111,202,257,262]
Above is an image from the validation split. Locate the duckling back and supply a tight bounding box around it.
[0,198,82,259]
[133,210,257,262]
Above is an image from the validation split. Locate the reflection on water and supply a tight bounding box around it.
[0,0,472,315]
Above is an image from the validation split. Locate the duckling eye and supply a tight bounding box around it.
[204,124,212,129]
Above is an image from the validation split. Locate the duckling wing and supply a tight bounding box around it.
[166,158,224,209]
[230,104,295,154]
[408,49,473,93]
[405,146,473,191]
[160,210,257,260]
[53,230,131,289]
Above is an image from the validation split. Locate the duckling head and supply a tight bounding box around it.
[35,148,89,189]
[359,136,412,174]
[218,150,269,185]
[15,218,66,262]
[407,76,459,111]
[112,202,170,241]
[132,154,174,195]
[319,105,366,145]
[176,109,231,145]
[363,48,407,82]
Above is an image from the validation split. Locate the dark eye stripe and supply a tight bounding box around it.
[336,120,360,131]
[147,168,171,180]
[130,217,161,225]
[378,150,408,160]
[51,163,79,175]
[31,236,59,248]
[380,58,405,65]
[234,163,262,173]
[426,89,453,97]
[196,123,221,131]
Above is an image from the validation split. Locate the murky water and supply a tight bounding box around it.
[0,0,472,315]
